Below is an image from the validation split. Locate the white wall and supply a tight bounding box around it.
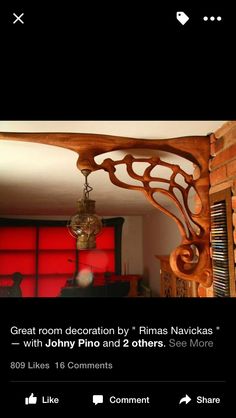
[121,216,143,275]
[103,215,143,275]
[143,211,181,296]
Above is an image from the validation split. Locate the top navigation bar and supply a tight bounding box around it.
[0,6,231,29]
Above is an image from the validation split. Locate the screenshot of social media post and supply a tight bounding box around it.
[0,121,235,412]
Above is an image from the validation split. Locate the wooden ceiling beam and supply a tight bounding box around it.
[0,132,212,286]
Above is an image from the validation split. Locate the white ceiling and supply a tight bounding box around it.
[0,121,225,218]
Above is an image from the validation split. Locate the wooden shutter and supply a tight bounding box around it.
[210,188,235,297]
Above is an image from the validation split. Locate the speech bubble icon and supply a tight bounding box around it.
[93,395,104,405]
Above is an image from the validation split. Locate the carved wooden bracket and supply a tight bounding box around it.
[0,132,212,286]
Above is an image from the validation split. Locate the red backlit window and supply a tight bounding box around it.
[0,219,123,297]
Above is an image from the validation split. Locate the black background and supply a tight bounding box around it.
[0,298,232,412]
[0,1,235,414]
[0,2,234,119]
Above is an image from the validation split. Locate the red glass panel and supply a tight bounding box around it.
[21,277,36,297]
[96,227,115,249]
[0,251,36,274]
[39,227,76,249]
[0,277,12,286]
[93,274,105,286]
[38,275,70,297]
[79,250,115,273]
[0,227,36,249]
[38,250,76,274]
[0,223,117,297]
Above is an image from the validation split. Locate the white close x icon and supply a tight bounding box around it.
[13,12,24,24]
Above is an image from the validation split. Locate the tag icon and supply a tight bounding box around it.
[176,12,190,25]
[25,393,37,405]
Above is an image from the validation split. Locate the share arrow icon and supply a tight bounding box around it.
[179,394,191,405]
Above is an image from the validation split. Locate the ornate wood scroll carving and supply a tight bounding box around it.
[0,132,212,286]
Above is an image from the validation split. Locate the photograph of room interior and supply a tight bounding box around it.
[0,121,235,298]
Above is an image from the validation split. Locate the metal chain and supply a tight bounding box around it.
[83,172,93,199]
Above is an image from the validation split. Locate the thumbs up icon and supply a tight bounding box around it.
[25,393,37,405]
